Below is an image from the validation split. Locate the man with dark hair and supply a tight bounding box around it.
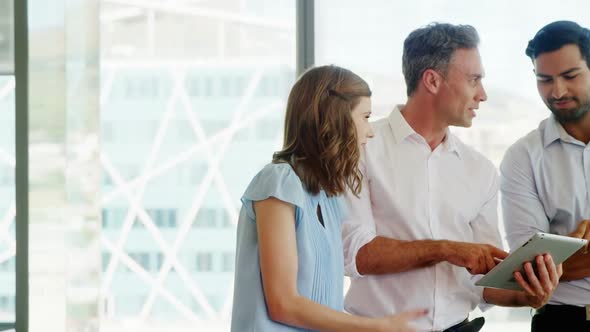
[342,22,561,332]
[501,20,590,332]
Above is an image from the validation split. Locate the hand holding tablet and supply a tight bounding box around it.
[475,233,588,291]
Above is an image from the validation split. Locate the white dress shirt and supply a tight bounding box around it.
[342,106,502,331]
[500,115,590,306]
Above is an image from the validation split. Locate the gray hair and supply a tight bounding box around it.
[402,23,480,96]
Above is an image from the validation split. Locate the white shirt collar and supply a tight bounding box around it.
[387,104,462,158]
[543,115,587,148]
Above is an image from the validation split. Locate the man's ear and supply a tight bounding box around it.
[422,68,443,94]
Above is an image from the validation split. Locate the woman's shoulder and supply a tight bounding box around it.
[252,162,303,189]
[241,162,308,219]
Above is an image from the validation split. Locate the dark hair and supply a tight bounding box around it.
[525,20,590,67]
[402,23,479,96]
[273,65,371,197]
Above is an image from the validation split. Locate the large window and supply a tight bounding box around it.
[99,1,295,331]
[0,0,14,328]
[9,1,588,331]
[316,1,588,330]
[0,0,13,74]
[0,75,14,329]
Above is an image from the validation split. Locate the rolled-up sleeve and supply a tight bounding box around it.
[342,152,377,278]
[500,143,549,251]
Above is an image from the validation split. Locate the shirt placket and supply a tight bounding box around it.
[428,148,442,329]
[585,145,590,200]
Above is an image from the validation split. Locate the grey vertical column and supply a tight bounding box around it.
[25,0,101,331]
[14,0,29,330]
[296,0,314,76]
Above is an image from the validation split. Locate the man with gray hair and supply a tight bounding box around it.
[342,23,561,331]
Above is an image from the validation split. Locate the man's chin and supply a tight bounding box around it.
[462,116,474,127]
[550,106,590,123]
[452,121,473,128]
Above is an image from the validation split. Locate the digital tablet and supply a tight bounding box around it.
[475,232,588,290]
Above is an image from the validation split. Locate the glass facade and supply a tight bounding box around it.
[0,0,12,74]
[26,0,100,331]
[0,0,14,328]
[6,1,590,331]
[0,73,14,325]
[99,1,295,331]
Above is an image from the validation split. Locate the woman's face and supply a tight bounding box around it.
[351,97,374,146]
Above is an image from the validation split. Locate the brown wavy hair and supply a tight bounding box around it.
[273,65,371,197]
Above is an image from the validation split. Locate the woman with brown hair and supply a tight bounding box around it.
[231,65,425,331]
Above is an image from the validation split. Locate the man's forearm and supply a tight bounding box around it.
[561,253,590,281]
[562,220,590,281]
[356,236,448,275]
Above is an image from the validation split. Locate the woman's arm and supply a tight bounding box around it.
[255,197,425,332]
